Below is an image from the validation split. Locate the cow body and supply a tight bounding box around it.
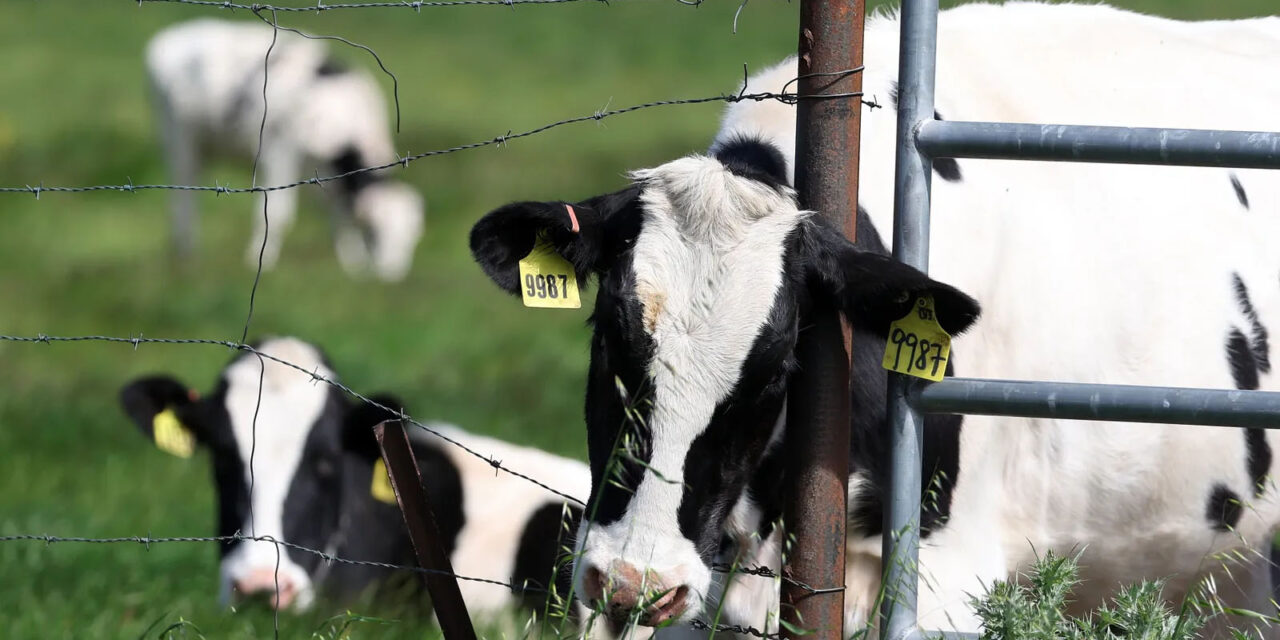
[713,2,1280,632]
[471,3,1280,637]
[145,19,424,280]
[118,337,587,624]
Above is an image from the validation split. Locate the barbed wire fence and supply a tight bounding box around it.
[0,1,872,637]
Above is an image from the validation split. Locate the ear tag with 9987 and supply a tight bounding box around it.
[882,295,951,382]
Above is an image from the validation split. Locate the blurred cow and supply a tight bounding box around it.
[145,19,424,281]
[118,337,587,622]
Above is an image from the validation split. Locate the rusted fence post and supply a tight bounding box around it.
[375,420,478,640]
[782,1,864,639]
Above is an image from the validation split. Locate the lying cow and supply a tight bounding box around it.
[470,2,1280,636]
[118,336,587,623]
[145,19,424,281]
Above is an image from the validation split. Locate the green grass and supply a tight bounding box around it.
[0,0,1274,638]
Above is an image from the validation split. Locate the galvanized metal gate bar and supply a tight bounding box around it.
[910,378,1280,428]
[883,1,1280,639]
[881,0,939,639]
[917,120,1280,168]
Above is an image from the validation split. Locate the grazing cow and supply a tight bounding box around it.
[118,337,588,622]
[145,19,424,281]
[471,3,1280,635]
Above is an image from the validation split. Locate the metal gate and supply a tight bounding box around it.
[880,1,1280,639]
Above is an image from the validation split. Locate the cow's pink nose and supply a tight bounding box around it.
[581,562,690,626]
[233,568,298,610]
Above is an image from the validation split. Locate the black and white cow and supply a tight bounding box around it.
[146,19,424,281]
[118,337,588,620]
[470,3,1280,635]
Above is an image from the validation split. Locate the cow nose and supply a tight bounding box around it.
[233,568,298,610]
[581,561,691,626]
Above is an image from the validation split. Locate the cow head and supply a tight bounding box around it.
[470,138,979,625]
[118,337,403,610]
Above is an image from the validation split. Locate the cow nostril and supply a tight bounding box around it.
[647,585,690,625]
[582,565,607,602]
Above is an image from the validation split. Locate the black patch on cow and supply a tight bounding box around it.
[1246,428,1271,497]
[1227,328,1260,391]
[678,298,796,560]
[1206,483,1243,532]
[316,56,348,77]
[1233,274,1270,374]
[330,145,385,201]
[282,388,350,573]
[178,377,250,557]
[747,441,787,542]
[411,443,467,558]
[931,111,963,183]
[1230,173,1250,210]
[887,83,962,182]
[511,502,582,612]
[581,249,657,528]
[713,137,789,191]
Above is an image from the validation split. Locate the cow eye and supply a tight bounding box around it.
[314,455,337,479]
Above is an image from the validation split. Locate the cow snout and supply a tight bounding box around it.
[233,568,299,610]
[581,561,691,626]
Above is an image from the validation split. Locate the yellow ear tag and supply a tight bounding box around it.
[882,295,952,382]
[371,458,398,505]
[153,408,195,459]
[517,233,581,309]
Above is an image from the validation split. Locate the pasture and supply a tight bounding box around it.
[0,0,1273,638]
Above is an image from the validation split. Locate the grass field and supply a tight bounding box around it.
[0,0,1274,638]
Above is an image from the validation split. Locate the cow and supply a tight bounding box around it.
[118,336,588,624]
[145,19,425,281]
[469,2,1280,636]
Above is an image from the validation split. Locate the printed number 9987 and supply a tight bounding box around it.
[525,274,568,299]
[887,328,946,378]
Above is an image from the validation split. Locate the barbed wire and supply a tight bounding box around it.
[0,85,877,199]
[0,533,554,593]
[0,333,587,506]
[136,0,601,11]
[0,533,789,637]
[690,618,780,640]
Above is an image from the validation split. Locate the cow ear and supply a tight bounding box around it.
[470,185,641,295]
[118,375,204,458]
[342,394,408,461]
[801,219,980,336]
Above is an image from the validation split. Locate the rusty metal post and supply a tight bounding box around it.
[375,420,478,640]
[782,1,864,639]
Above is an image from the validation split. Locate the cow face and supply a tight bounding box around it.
[470,138,979,625]
[118,337,401,610]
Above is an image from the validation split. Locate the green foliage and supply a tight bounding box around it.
[970,552,1204,640]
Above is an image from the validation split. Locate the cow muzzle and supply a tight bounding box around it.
[580,560,692,626]
[231,568,302,610]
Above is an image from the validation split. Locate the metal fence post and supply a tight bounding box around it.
[881,0,938,639]
[782,1,864,638]
[375,420,478,640]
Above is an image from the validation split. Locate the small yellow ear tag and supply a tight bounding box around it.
[153,408,195,459]
[371,458,398,505]
[517,235,581,309]
[882,295,952,382]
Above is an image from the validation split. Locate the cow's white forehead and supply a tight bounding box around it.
[586,155,803,576]
[629,155,805,407]
[222,337,332,538]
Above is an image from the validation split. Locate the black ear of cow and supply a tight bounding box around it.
[118,375,200,441]
[800,218,980,336]
[342,393,408,461]
[469,185,641,296]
